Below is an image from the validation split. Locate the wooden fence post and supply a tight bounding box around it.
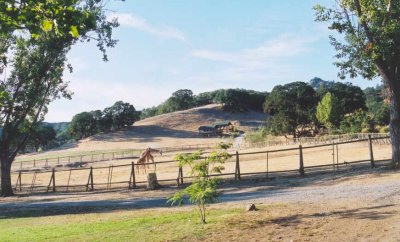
[86,167,94,191]
[15,171,22,192]
[177,167,183,186]
[368,135,375,168]
[235,151,241,180]
[30,172,37,193]
[66,169,72,192]
[299,145,305,176]
[129,162,136,189]
[33,159,36,167]
[107,165,114,190]
[47,169,56,192]
[266,151,269,178]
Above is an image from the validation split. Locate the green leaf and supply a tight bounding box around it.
[42,20,53,32]
[31,33,40,39]
[69,25,79,38]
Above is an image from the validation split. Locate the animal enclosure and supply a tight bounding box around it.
[10,136,391,194]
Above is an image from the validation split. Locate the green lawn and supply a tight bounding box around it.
[0,207,242,242]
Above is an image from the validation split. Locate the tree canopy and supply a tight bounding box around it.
[316,92,341,129]
[315,0,400,165]
[264,82,317,137]
[0,0,119,196]
[69,101,139,140]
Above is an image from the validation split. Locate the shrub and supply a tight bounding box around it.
[168,143,232,224]
[379,126,389,133]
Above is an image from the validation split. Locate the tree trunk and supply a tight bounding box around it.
[389,91,400,167]
[1,157,13,196]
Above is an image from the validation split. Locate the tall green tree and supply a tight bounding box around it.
[0,0,119,196]
[264,82,317,137]
[315,1,400,166]
[27,124,57,152]
[316,92,341,129]
[69,112,98,140]
[103,101,139,130]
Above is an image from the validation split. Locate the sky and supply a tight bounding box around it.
[45,0,381,122]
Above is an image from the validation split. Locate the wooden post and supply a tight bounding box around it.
[47,169,56,192]
[266,151,269,178]
[15,171,22,192]
[107,165,114,190]
[177,167,183,186]
[112,152,115,160]
[80,155,83,163]
[33,159,36,167]
[336,144,339,170]
[332,142,335,171]
[30,172,37,193]
[235,151,241,180]
[86,167,94,191]
[45,159,48,167]
[129,162,136,189]
[66,169,72,192]
[57,157,60,165]
[299,145,304,176]
[368,135,375,168]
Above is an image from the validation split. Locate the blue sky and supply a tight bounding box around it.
[45,0,381,122]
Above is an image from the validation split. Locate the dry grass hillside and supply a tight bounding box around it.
[21,104,268,157]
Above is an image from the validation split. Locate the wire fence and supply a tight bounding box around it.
[9,135,392,195]
[12,133,390,171]
[241,132,390,149]
[12,149,141,172]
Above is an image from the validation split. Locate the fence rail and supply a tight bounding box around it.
[12,133,390,171]
[7,135,392,195]
[243,132,390,149]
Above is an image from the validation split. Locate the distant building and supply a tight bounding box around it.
[212,121,234,134]
[198,126,216,137]
[198,121,235,137]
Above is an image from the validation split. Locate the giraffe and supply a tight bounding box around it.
[136,147,163,174]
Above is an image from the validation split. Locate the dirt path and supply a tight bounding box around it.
[1,167,399,212]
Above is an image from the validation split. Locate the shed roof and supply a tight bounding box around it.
[198,125,215,130]
[212,121,232,127]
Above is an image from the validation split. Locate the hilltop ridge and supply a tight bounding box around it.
[19,104,267,157]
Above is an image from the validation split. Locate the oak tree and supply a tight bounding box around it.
[315,0,400,166]
[0,0,119,196]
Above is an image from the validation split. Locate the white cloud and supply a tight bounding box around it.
[108,13,188,43]
[188,34,324,89]
[192,35,315,69]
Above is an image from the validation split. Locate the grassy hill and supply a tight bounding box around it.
[18,104,268,158]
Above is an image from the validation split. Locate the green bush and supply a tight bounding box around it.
[168,143,232,224]
[379,126,389,133]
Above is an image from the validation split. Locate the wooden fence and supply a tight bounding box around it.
[9,135,392,194]
[12,133,390,171]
